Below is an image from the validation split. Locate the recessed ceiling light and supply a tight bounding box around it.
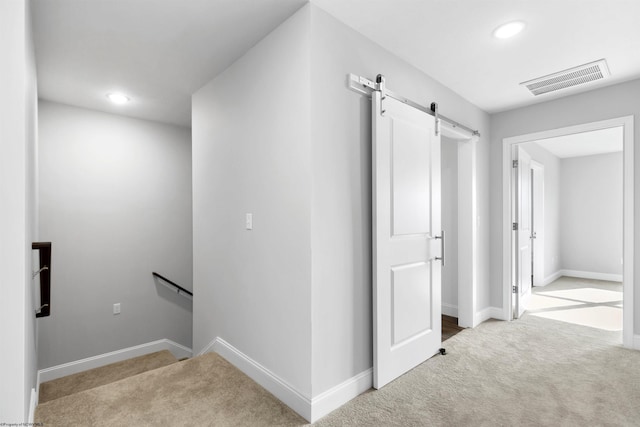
[493,21,526,39]
[107,93,130,104]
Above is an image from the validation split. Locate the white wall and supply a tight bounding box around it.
[37,101,192,369]
[0,0,39,421]
[309,5,491,396]
[442,138,459,314]
[520,143,561,281]
[560,152,623,275]
[490,78,640,332]
[192,3,491,414]
[192,7,312,397]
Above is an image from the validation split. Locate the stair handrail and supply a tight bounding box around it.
[152,272,193,299]
[33,242,52,317]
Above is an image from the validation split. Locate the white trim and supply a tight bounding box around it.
[28,388,37,423]
[442,302,458,318]
[37,339,192,383]
[542,270,563,286]
[205,337,312,421]
[474,306,506,324]
[502,116,634,348]
[36,370,41,402]
[200,337,372,423]
[622,117,634,349]
[560,270,622,283]
[457,137,477,328]
[490,306,508,321]
[502,134,513,322]
[530,160,545,287]
[196,338,217,356]
[310,368,372,422]
[536,269,622,287]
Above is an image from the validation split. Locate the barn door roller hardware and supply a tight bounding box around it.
[347,73,480,138]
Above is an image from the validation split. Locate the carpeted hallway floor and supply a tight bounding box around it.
[317,314,639,426]
[37,312,640,426]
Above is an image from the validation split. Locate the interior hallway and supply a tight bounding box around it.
[35,311,640,426]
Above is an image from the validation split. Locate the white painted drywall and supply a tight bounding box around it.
[490,77,640,332]
[520,143,561,281]
[442,138,459,314]
[192,8,312,397]
[0,0,38,421]
[37,101,192,369]
[560,152,623,275]
[308,5,490,396]
[192,3,491,405]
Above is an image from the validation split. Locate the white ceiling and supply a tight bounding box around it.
[32,0,640,127]
[32,0,307,127]
[312,0,640,113]
[533,127,623,158]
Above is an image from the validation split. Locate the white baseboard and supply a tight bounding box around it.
[200,337,371,423]
[205,337,311,421]
[310,368,372,422]
[560,269,622,282]
[38,339,192,384]
[36,370,41,403]
[542,270,562,286]
[474,306,505,325]
[28,387,37,423]
[442,303,458,318]
[490,306,508,321]
[633,335,640,351]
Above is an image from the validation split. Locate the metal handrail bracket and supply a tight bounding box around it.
[33,242,52,318]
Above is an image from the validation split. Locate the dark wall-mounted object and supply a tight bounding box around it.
[152,272,193,298]
[33,242,52,318]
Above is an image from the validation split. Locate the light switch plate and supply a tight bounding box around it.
[246,213,253,230]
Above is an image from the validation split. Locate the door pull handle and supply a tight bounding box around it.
[435,231,445,267]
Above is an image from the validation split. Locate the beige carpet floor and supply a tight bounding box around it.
[37,315,640,426]
[317,314,639,426]
[35,351,306,426]
[38,350,178,403]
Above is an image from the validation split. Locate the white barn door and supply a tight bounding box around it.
[372,90,442,389]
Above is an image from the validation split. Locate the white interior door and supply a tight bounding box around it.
[372,91,442,389]
[515,147,532,318]
[531,162,545,287]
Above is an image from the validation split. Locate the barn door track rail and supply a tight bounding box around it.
[347,73,480,138]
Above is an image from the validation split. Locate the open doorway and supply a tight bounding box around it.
[502,116,634,348]
[517,128,623,337]
[441,135,463,340]
[440,130,479,337]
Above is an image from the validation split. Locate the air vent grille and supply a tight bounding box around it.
[520,59,610,96]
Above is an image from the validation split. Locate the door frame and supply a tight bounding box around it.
[530,161,545,287]
[501,116,634,348]
[512,146,533,318]
[441,123,477,328]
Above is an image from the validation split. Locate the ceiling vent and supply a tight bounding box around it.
[520,59,610,96]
